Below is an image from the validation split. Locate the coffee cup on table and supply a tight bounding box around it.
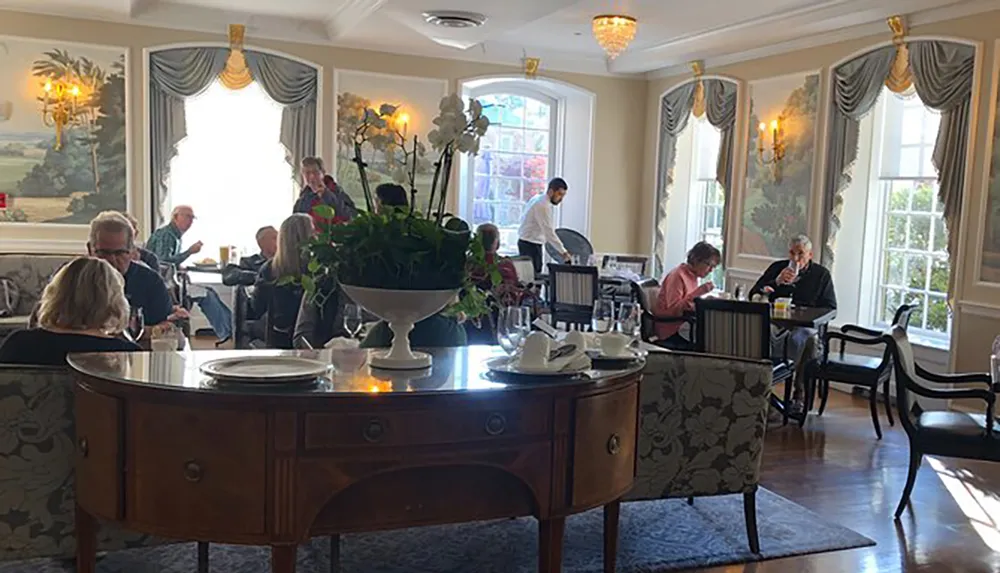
[599,332,631,357]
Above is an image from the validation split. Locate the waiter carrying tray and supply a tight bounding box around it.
[517,177,572,273]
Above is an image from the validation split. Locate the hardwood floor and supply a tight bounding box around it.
[697,387,1000,573]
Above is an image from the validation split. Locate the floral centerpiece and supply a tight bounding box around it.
[301,94,496,368]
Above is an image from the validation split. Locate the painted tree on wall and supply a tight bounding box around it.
[743,75,819,257]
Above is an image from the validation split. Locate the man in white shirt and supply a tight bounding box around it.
[517,177,572,273]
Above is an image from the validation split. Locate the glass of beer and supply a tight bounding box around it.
[219,245,231,266]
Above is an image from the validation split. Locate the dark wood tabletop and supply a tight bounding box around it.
[771,306,837,330]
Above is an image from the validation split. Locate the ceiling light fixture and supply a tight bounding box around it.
[422,11,487,29]
[591,14,637,59]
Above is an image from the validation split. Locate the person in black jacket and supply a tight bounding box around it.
[250,214,314,348]
[750,234,837,413]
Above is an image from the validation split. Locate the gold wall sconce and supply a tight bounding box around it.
[757,116,785,182]
[39,78,92,150]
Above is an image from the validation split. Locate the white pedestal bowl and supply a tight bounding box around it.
[341,285,459,370]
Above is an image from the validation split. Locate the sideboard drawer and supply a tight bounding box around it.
[571,383,638,509]
[74,386,122,520]
[304,403,550,449]
[128,403,267,535]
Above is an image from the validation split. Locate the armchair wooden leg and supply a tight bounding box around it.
[686,497,694,506]
[329,535,340,573]
[869,384,883,440]
[743,490,760,554]
[818,379,830,416]
[895,448,923,519]
[603,500,621,573]
[781,379,792,426]
[883,377,895,427]
[197,542,209,573]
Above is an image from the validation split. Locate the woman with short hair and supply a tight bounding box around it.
[0,257,140,366]
[655,241,721,346]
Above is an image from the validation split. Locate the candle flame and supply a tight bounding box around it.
[43,81,52,92]
[758,122,766,131]
[769,119,779,131]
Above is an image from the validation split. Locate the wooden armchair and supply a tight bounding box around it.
[630,280,694,350]
[883,325,999,519]
[547,263,599,329]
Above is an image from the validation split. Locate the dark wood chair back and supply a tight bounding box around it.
[548,263,599,328]
[694,298,772,360]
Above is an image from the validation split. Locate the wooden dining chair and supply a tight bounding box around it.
[807,304,914,438]
[547,263,599,329]
[883,325,999,519]
[602,254,649,276]
[631,280,694,350]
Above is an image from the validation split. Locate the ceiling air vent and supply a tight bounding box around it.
[422,11,487,29]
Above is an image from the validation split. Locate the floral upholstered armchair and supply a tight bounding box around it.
[0,366,172,564]
[625,349,772,553]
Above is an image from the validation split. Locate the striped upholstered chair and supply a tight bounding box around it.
[694,298,793,388]
[547,263,599,329]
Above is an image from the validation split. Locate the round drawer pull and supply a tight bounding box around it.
[484,413,507,436]
[607,434,621,456]
[78,438,89,458]
[363,419,386,443]
[183,460,204,483]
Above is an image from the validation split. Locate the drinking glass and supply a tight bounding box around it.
[343,303,363,339]
[591,299,615,334]
[786,259,800,284]
[127,307,145,342]
[497,306,527,355]
[616,302,641,342]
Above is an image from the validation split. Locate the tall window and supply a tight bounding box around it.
[166,80,296,259]
[467,91,556,254]
[690,118,724,286]
[869,88,948,340]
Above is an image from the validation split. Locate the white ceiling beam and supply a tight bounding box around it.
[126,0,159,18]
[325,0,388,40]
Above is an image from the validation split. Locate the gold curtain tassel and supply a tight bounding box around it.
[884,16,914,94]
[219,24,253,90]
[690,61,705,118]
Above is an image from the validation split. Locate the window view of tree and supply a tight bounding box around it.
[167,80,296,259]
[469,92,554,253]
[690,118,725,287]
[874,89,949,339]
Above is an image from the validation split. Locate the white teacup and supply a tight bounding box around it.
[519,332,551,369]
[599,332,631,357]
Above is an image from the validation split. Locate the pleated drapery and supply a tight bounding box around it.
[819,40,974,300]
[651,79,739,277]
[149,47,318,225]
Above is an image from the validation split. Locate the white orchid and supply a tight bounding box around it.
[425,95,490,156]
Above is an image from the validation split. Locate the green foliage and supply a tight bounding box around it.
[0,208,28,222]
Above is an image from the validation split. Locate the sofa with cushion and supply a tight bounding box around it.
[625,348,772,553]
[0,254,74,339]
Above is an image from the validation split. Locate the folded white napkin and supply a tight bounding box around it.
[517,334,592,372]
[324,337,361,349]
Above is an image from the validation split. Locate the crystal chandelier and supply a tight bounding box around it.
[592,14,637,59]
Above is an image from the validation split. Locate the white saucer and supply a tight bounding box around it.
[486,356,589,377]
[587,348,648,361]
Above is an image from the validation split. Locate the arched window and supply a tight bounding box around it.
[465,88,557,254]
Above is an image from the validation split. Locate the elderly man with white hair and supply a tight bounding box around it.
[750,234,837,413]
[144,205,232,343]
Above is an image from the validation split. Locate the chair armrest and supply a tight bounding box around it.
[914,364,993,388]
[841,324,881,337]
[824,331,889,347]
[645,312,693,325]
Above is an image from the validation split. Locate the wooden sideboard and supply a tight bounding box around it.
[69,347,643,573]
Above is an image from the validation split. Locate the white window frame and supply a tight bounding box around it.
[860,88,950,346]
[464,84,561,253]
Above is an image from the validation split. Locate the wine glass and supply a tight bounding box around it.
[343,303,363,339]
[497,306,525,355]
[127,307,145,342]
[591,299,615,334]
[616,302,640,343]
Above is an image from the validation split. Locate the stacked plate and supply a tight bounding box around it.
[199,357,331,387]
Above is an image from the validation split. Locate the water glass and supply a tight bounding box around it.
[497,306,529,355]
[127,307,145,342]
[592,299,615,334]
[616,302,640,342]
[786,259,800,284]
[343,303,363,339]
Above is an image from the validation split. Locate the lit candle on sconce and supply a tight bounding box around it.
[396,112,410,138]
[757,121,766,154]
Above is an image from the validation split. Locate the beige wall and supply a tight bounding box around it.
[0,9,647,254]
[642,10,1000,372]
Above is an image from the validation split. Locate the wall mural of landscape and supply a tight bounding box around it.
[334,70,447,209]
[0,36,127,225]
[741,73,819,258]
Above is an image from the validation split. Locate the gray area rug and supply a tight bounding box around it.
[1,488,873,572]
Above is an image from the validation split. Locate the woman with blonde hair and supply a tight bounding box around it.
[0,257,140,366]
[250,214,314,348]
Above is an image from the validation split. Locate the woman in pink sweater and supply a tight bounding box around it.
[655,242,721,345]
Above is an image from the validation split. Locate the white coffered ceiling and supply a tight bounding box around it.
[0,0,996,76]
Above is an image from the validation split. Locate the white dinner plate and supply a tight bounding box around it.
[485,356,589,377]
[200,356,331,383]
